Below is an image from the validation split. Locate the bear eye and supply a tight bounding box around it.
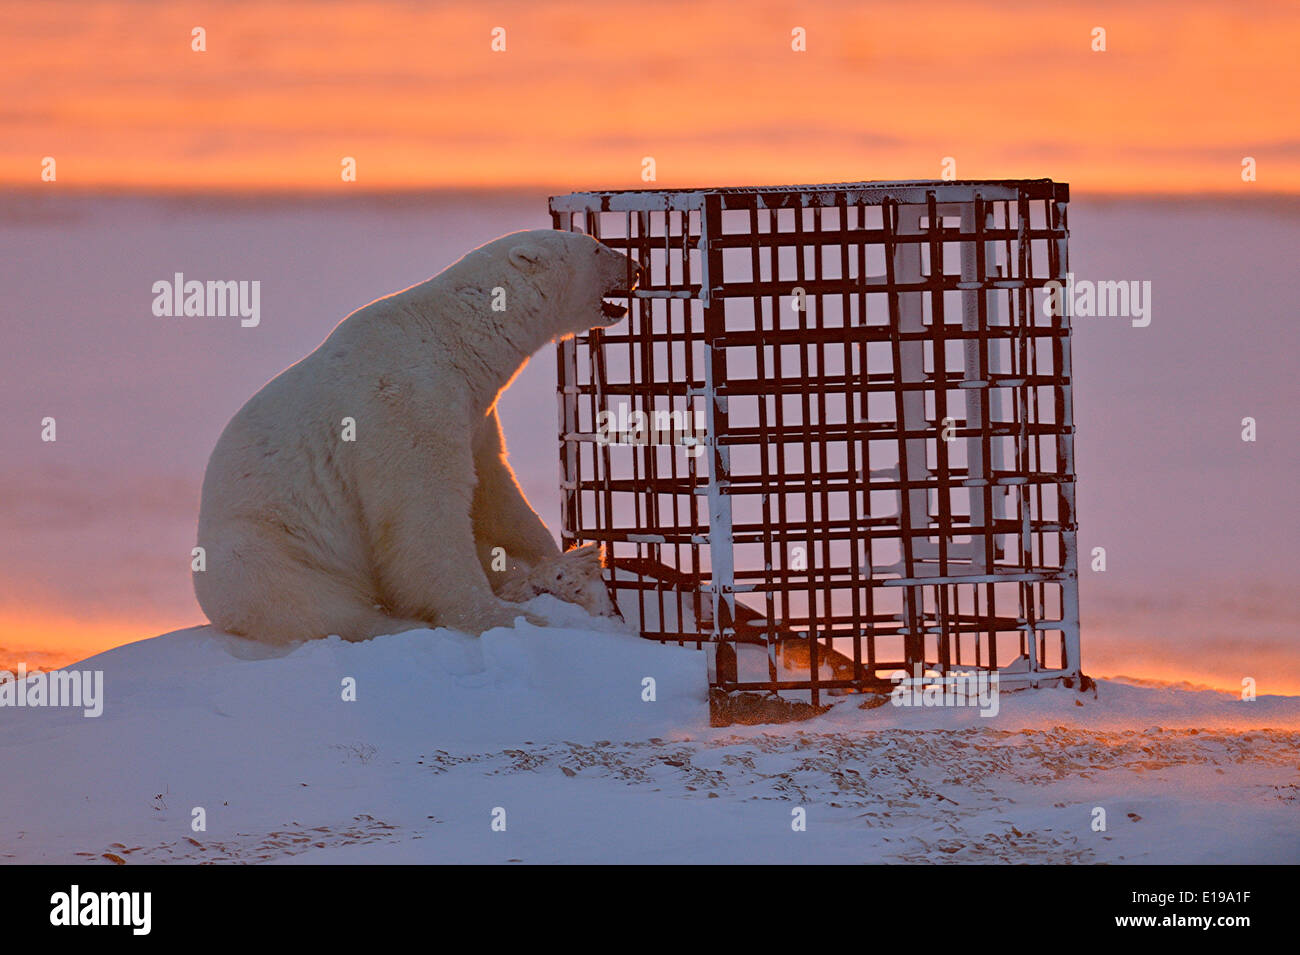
[555,572,562,581]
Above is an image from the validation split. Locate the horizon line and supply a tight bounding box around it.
[6,183,1298,204]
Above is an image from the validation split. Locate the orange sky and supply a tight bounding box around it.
[2,1,1298,692]
[3,0,1297,193]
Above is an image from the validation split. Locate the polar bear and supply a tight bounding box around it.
[194,229,635,645]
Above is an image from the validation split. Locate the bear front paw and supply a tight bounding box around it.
[518,609,548,628]
[444,600,546,636]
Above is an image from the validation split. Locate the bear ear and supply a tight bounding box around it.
[508,243,545,273]
[565,542,606,573]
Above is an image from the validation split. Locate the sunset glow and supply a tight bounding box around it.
[4,0,1298,194]
[2,1,1297,691]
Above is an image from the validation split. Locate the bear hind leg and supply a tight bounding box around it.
[199,537,429,645]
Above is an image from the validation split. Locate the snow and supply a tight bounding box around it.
[3,606,1298,864]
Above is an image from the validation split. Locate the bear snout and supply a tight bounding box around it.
[593,242,639,288]
[607,253,641,294]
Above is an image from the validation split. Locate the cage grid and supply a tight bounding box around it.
[550,180,1080,708]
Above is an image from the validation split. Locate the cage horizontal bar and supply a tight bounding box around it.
[550,178,1069,214]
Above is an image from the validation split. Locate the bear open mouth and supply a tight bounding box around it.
[601,299,628,319]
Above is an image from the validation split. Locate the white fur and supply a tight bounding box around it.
[194,229,633,644]
[496,543,617,619]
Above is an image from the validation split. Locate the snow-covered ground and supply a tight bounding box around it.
[3,603,1297,864]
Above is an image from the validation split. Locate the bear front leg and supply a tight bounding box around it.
[472,409,561,584]
[361,441,544,635]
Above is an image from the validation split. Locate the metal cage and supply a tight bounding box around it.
[550,180,1080,709]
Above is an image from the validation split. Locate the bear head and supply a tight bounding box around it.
[498,542,618,619]
[542,542,617,618]
[501,229,639,342]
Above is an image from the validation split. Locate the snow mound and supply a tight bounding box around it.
[3,615,1298,864]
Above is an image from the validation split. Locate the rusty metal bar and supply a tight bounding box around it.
[549,180,1079,707]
